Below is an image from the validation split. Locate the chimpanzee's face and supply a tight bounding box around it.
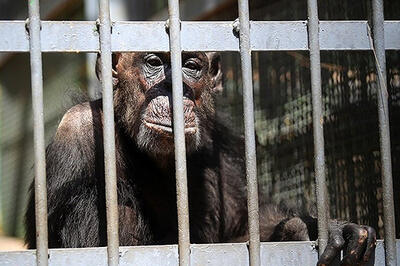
[112,52,220,156]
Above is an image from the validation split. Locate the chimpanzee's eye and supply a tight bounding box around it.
[184,59,201,71]
[145,54,163,67]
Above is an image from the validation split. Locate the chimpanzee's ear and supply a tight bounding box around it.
[207,52,223,94]
[95,53,120,88]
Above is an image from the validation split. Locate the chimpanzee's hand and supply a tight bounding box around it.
[317,221,376,266]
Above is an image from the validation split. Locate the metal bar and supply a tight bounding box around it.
[167,0,191,266]
[98,0,119,265]
[27,0,49,265]
[236,1,260,266]
[1,240,400,266]
[371,1,397,265]
[307,0,329,257]
[1,21,400,52]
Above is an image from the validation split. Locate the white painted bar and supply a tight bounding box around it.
[0,21,399,52]
[1,241,399,266]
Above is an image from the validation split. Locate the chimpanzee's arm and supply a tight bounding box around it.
[262,208,376,266]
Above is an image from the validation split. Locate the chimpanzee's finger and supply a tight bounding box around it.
[362,226,376,263]
[317,230,345,266]
[340,223,368,266]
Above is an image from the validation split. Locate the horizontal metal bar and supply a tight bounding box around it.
[1,21,399,52]
[384,21,400,49]
[1,241,400,266]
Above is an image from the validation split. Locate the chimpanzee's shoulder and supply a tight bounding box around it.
[54,100,103,143]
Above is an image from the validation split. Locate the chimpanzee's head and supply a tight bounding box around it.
[97,52,222,156]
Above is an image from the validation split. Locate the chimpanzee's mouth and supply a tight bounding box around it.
[143,120,197,135]
[143,95,197,135]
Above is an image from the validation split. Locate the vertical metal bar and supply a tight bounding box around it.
[237,1,260,265]
[98,0,119,265]
[27,0,48,265]
[371,1,397,265]
[307,0,329,256]
[167,0,191,265]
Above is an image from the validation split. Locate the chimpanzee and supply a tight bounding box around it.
[25,52,376,265]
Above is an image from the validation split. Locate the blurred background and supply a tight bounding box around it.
[0,0,399,250]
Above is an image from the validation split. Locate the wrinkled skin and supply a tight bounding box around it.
[25,52,376,265]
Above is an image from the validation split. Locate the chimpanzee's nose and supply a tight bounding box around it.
[163,66,193,99]
[164,67,173,91]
